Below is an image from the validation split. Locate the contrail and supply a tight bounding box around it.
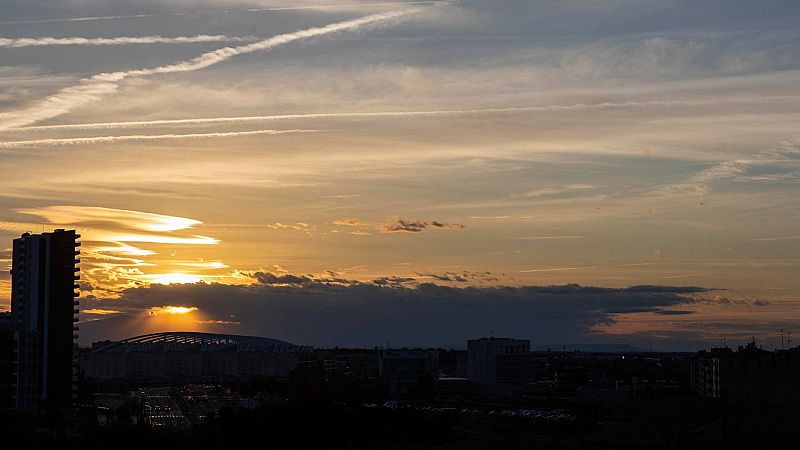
[0,129,320,149]
[0,9,419,131]
[0,14,159,26]
[519,263,656,273]
[6,95,799,132]
[249,1,445,12]
[0,35,251,48]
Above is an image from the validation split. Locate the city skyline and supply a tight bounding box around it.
[1,0,799,351]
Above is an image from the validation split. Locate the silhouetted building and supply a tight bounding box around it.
[82,332,310,383]
[438,349,468,378]
[0,312,16,408]
[11,229,80,409]
[438,377,470,398]
[320,350,381,379]
[555,367,589,395]
[691,347,726,398]
[692,341,800,406]
[577,379,629,409]
[380,349,439,398]
[380,349,439,382]
[468,337,531,395]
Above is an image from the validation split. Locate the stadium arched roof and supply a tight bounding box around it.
[91,331,310,353]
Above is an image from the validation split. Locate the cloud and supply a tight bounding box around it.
[515,236,584,240]
[754,235,800,241]
[371,276,416,286]
[0,8,420,130]
[427,272,467,282]
[523,184,598,198]
[249,269,355,286]
[78,281,713,347]
[519,263,655,273]
[332,217,464,233]
[661,160,747,196]
[0,129,320,149]
[382,219,465,233]
[654,310,694,315]
[251,272,314,285]
[266,222,315,231]
[81,308,122,315]
[659,142,800,196]
[416,271,499,283]
[12,206,223,297]
[6,95,797,132]
[15,205,201,232]
[174,261,229,269]
[0,35,251,48]
[690,295,770,307]
[332,218,371,226]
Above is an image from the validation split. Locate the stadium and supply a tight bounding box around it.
[81,332,312,383]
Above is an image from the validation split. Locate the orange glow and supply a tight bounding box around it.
[148,306,198,316]
[142,306,206,335]
[82,308,122,315]
[142,273,204,284]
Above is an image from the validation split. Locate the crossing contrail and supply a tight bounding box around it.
[0,35,251,48]
[0,8,419,131]
[0,129,321,149]
[248,1,446,12]
[5,95,798,132]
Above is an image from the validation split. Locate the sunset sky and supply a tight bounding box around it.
[1,0,798,350]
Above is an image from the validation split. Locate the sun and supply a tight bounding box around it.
[149,306,198,316]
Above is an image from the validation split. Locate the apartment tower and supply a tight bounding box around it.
[10,229,80,409]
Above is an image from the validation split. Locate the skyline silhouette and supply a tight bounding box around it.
[1,0,799,351]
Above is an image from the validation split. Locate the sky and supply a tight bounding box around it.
[0,0,798,351]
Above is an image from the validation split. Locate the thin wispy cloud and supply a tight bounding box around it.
[0,35,251,48]
[5,95,798,132]
[520,263,656,273]
[523,184,597,198]
[516,236,585,240]
[0,129,320,149]
[659,142,800,195]
[11,206,219,245]
[0,8,421,130]
[15,206,201,233]
[332,218,372,227]
[754,236,800,241]
[12,206,224,297]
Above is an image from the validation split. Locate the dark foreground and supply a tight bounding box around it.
[4,393,799,450]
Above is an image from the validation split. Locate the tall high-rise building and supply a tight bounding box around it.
[10,229,80,409]
[0,312,16,409]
